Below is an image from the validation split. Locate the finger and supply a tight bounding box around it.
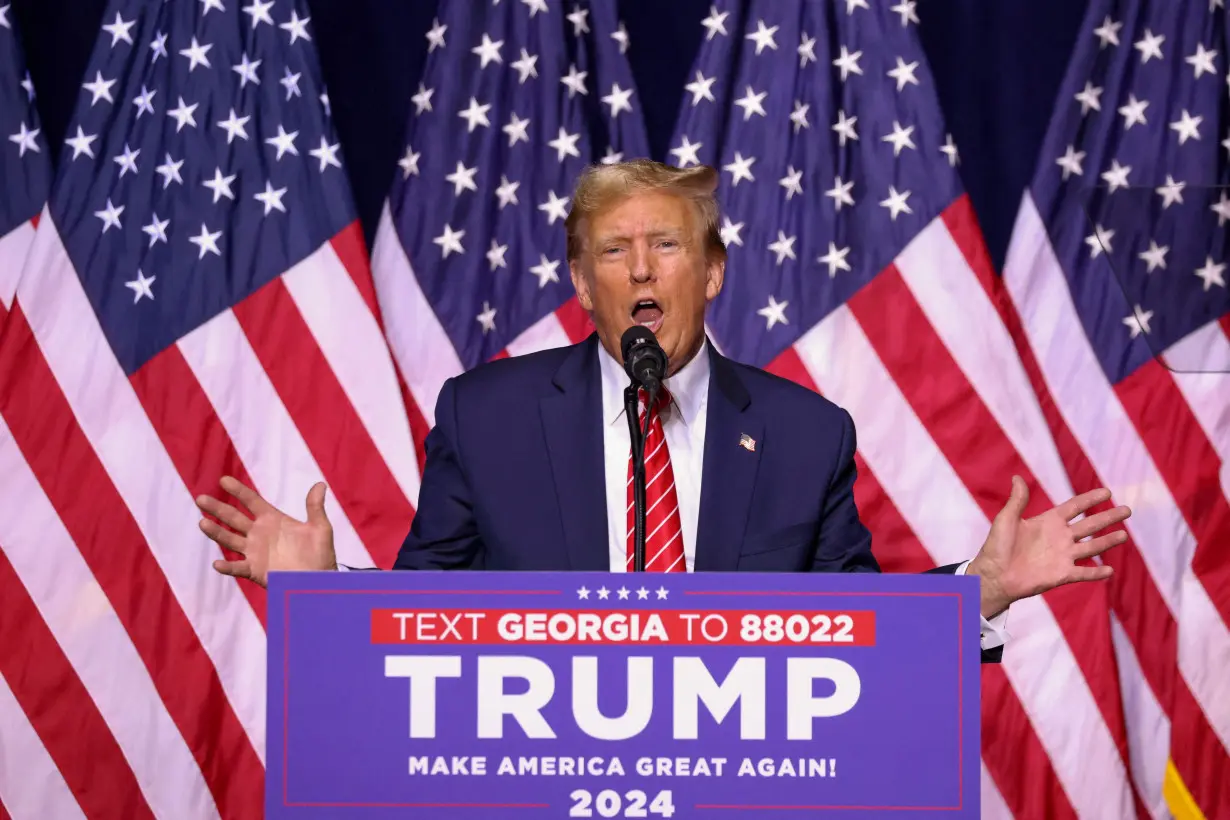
[195,494,253,535]
[1067,563,1114,584]
[199,517,248,554]
[304,482,330,527]
[1070,504,1132,540]
[211,558,250,579]
[1055,486,1113,522]
[219,474,274,518]
[1073,529,1127,561]
[997,475,1029,521]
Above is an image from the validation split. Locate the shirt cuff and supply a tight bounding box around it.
[955,559,1011,651]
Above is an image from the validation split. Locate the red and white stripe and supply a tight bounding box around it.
[0,210,419,818]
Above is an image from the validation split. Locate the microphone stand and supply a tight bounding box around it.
[624,383,654,572]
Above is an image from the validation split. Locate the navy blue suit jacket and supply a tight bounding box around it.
[393,334,1000,662]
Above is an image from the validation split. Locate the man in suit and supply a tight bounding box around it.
[195,160,1130,662]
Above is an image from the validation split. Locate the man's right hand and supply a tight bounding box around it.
[195,476,338,588]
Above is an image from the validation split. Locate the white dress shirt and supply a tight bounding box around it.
[596,340,1010,651]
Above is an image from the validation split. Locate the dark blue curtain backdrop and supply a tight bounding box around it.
[9,0,1089,272]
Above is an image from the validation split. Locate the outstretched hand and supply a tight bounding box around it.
[967,475,1130,619]
[195,476,338,588]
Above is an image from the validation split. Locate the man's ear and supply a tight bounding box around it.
[570,259,594,311]
[704,256,725,302]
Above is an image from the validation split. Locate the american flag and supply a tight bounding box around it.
[668,0,1230,818]
[0,1,417,817]
[369,0,647,451]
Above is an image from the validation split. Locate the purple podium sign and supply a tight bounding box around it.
[267,570,980,818]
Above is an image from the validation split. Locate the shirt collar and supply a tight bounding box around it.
[599,335,710,429]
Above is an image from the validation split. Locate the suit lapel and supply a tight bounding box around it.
[694,348,762,572]
[540,334,609,571]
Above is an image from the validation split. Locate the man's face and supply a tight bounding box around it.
[569,190,724,373]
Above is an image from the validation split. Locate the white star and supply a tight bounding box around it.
[880,186,912,220]
[701,6,728,40]
[1118,94,1148,129]
[125,270,156,303]
[190,224,223,259]
[733,86,766,120]
[940,133,959,166]
[779,166,803,200]
[611,22,630,54]
[521,0,548,17]
[1122,305,1152,338]
[887,57,920,91]
[723,152,755,186]
[832,45,863,81]
[511,48,538,83]
[891,0,919,25]
[242,0,275,28]
[881,120,916,155]
[94,198,124,232]
[1137,240,1168,272]
[719,217,744,247]
[846,0,870,12]
[566,6,589,36]
[1194,256,1226,291]
[1092,15,1121,48]
[602,83,634,118]
[745,19,778,54]
[155,153,184,188]
[670,135,702,167]
[472,33,504,68]
[309,137,342,171]
[826,176,855,210]
[1085,224,1113,257]
[790,100,810,132]
[1212,192,1230,226]
[425,17,447,51]
[179,37,213,72]
[167,96,199,132]
[548,126,581,161]
[8,122,39,156]
[281,67,302,99]
[560,64,588,97]
[398,145,420,178]
[445,161,479,195]
[495,175,519,208]
[1155,175,1185,208]
[1170,110,1203,144]
[498,112,529,147]
[530,255,561,288]
[617,586,630,600]
[112,143,140,177]
[20,71,34,101]
[1187,44,1218,79]
[102,12,135,46]
[65,126,97,160]
[411,83,434,114]
[684,71,716,105]
[1134,29,1164,63]
[280,10,311,44]
[476,301,497,334]
[200,0,225,15]
[818,241,852,277]
[0,3,8,28]
[142,214,169,247]
[252,181,285,215]
[655,587,668,600]
[150,31,168,62]
[1056,144,1085,179]
[203,167,237,203]
[797,33,817,66]
[1074,81,1102,114]
[458,97,492,132]
[757,295,789,329]
[601,146,623,165]
[217,108,250,144]
[577,585,590,600]
[233,53,261,87]
[768,231,796,264]
[433,223,466,258]
[486,239,508,271]
[636,587,649,600]
[82,71,116,105]
[832,110,858,145]
[132,85,156,118]
[265,125,299,160]
[1100,159,1131,193]
[538,190,570,225]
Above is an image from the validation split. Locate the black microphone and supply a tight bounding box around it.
[620,326,667,573]
[620,325,667,394]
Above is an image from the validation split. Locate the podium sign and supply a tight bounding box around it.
[267,570,980,817]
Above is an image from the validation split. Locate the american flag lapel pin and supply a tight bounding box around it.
[739,433,756,452]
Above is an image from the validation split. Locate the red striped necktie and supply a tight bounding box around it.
[626,386,685,572]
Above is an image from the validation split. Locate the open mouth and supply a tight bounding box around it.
[631,299,664,333]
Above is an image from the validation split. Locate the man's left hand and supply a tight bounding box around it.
[967,475,1131,620]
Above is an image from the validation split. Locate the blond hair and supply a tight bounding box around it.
[564,159,727,262]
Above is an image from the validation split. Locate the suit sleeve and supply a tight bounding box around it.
[809,408,879,573]
[392,377,484,570]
